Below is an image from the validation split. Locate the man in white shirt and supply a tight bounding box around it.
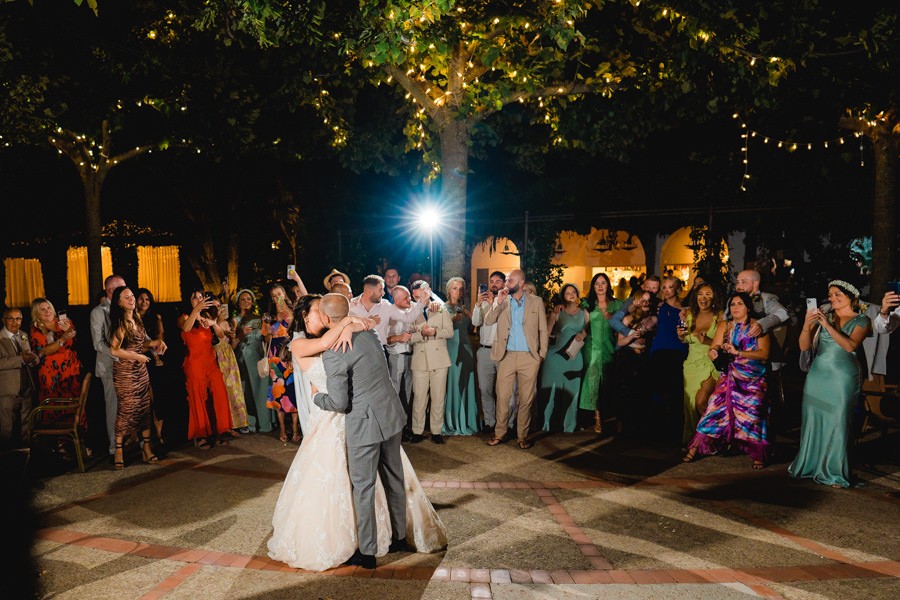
[349,274,426,347]
[385,286,415,421]
[472,270,516,434]
[90,273,126,458]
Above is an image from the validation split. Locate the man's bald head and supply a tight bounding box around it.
[319,293,350,326]
[506,269,525,294]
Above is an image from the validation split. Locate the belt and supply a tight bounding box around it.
[480,344,492,349]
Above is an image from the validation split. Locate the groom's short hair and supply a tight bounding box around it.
[320,293,350,321]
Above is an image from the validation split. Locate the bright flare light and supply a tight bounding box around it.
[417,206,441,231]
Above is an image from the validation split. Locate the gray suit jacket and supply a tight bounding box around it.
[313,329,406,448]
[0,331,32,399]
[90,299,116,377]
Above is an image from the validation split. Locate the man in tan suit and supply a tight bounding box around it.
[408,280,454,445]
[0,308,37,448]
[484,269,548,449]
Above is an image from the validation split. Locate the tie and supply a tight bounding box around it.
[11,335,21,353]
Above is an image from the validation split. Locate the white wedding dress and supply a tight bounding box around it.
[267,355,447,571]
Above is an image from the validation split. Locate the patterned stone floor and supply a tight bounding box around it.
[22,430,900,599]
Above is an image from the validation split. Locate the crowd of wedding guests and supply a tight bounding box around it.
[2,264,898,489]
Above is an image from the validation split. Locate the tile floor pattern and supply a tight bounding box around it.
[28,433,900,599]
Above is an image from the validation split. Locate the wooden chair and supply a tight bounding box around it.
[859,375,899,441]
[27,373,92,473]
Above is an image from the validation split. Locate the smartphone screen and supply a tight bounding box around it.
[478,284,488,294]
[58,310,68,322]
[287,264,296,278]
[806,297,817,312]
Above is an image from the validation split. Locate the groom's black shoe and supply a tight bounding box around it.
[388,538,415,554]
[345,550,376,569]
[431,434,445,445]
[409,434,424,444]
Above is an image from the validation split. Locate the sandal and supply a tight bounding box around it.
[141,436,159,464]
[486,438,505,447]
[226,429,241,438]
[752,460,765,470]
[215,438,229,446]
[113,443,124,470]
[682,448,698,463]
[291,432,302,443]
[194,438,211,450]
[517,440,533,450]
[279,432,288,443]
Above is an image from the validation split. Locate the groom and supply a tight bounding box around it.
[313,293,411,569]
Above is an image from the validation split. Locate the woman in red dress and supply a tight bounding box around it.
[178,290,233,449]
[30,297,82,411]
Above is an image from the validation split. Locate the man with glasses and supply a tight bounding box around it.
[0,309,38,448]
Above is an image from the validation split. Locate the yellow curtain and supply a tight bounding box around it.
[67,246,113,305]
[3,258,46,307]
[137,245,181,302]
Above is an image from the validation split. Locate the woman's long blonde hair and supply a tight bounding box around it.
[30,297,56,333]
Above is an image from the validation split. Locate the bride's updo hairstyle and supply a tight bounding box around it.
[292,294,323,338]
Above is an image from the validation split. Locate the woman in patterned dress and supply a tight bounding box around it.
[683,292,771,469]
[264,283,299,443]
[211,296,250,436]
[109,286,167,470]
[29,298,82,419]
[136,288,167,443]
[179,290,233,449]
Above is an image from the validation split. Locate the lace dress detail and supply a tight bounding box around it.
[268,356,447,571]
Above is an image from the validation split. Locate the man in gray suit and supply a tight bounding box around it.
[90,274,126,457]
[312,294,410,569]
[0,308,37,448]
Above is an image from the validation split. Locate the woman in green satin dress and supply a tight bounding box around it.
[232,289,275,433]
[579,273,623,432]
[442,277,480,435]
[789,281,871,489]
[676,283,722,445]
[539,283,589,432]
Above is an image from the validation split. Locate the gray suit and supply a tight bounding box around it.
[0,330,35,448]
[313,330,407,556]
[90,299,118,454]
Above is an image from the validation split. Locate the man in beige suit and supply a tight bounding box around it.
[408,280,454,445]
[484,269,548,449]
[1,308,37,448]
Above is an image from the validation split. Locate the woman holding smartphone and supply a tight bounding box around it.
[233,289,275,433]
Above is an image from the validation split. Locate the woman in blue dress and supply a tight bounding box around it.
[442,277,480,435]
[789,280,871,488]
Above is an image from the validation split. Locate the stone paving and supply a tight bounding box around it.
[19,430,900,599]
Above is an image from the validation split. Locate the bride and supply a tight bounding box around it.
[267,294,447,571]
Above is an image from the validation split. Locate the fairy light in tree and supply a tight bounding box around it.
[733,112,868,191]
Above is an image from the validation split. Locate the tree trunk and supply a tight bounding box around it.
[870,130,898,295]
[83,171,105,296]
[438,117,469,289]
[227,229,240,298]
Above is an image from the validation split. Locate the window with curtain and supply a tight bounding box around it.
[137,245,181,302]
[67,246,113,305]
[3,257,46,308]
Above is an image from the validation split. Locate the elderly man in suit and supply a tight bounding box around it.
[407,280,454,445]
[0,308,38,448]
[313,293,411,570]
[483,269,548,449]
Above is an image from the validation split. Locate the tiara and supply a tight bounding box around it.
[828,279,860,298]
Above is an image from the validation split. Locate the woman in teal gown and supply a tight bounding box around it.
[789,281,871,489]
[232,289,275,433]
[539,284,589,432]
[579,273,623,433]
[442,277,480,435]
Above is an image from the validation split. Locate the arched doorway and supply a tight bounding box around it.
[469,237,521,305]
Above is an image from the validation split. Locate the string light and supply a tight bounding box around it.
[732,112,867,192]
